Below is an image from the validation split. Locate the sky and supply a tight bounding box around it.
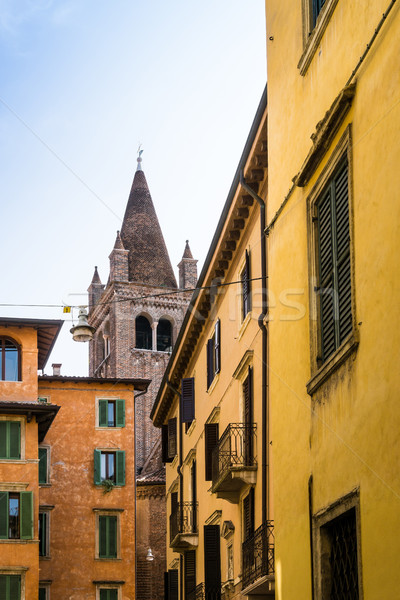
[0,0,267,376]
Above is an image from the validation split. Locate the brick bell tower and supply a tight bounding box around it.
[88,152,197,600]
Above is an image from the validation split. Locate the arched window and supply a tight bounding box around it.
[0,337,21,381]
[135,316,152,350]
[157,319,172,352]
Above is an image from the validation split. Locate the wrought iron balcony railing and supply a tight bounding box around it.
[211,423,257,491]
[242,521,275,590]
[187,583,221,600]
[169,501,198,546]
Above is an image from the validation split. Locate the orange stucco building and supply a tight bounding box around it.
[0,317,150,600]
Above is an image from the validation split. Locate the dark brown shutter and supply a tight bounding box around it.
[243,488,255,541]
[162,425,172,463]
[214,319,221,374]
[242,250,251,319]
[206,339,214,389]
[185,550,196,600]
[205,423,219,481]
[168,418,177,459]
[243,367,253,465]
[168,569,179,600]
[204,525,221,599]
[181,378,195,423]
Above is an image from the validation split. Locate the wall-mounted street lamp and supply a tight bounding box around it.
[70,307,96,342]
[146,548,154,562]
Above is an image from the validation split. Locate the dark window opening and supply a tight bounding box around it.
[320,507,359,599]
[0,337,21,381]
[135,316,152,350]
[101,451,116,482]
[108,401,116,427]
[9,494,19,539]
[312,0,326,27]
[39,512,48,557]
[157,319,172,352]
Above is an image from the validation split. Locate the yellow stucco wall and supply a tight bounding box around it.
[265,1,400,597]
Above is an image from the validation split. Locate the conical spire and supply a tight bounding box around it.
[120,161,177,288]
[91,266,101,284]
[182,240,193,259]
[113,230,125,250]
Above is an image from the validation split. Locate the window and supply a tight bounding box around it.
[135,316,152,349]
[162,418,177,463]
[98,399,125,428]
[0,575,21,599]
[39,587,47,600]
[0,337,20,381]
[206,319,221,389]
[299,0,339,75]
[39,447,49,484]
[243,488,255,542]
[157,319,172,352]
[94,450,125,486]
[312,0,326,27]
[241,251,251,320]
[181,378,195,426]
[0,491,33,540]
[315,159,352,365]
[0,421,20,460]
[39,511,50,557]
[99,588,118,600]
[313,492,361,599]
[98,514,118,559]
[204,423,219,481]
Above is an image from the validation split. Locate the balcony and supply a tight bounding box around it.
[188,583,221,600]
[242,521,275,596]
[169,501,198,550]
[211,423,257,502]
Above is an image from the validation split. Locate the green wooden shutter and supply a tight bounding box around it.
[39,588,47,600]
[109,590,118,600]
[0,422,6,458]
[0,575,21,600]
[334,163,352,344]
[39,447,47,484]
[99,400,108,427]
[9,422,20,460]
[115,451,125,486]
[39,512,47,556]
[99,515,108,557]
[318,188,336,362]
[108,515,118,558]
[99,591,107,600]
[0,491,9,539]
[116,399,125,427]
[20,491,33,540]
[94,449,102,485]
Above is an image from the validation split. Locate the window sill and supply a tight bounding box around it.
[0,539,36,544]
[306,332,359,396]
[298,0,339,76]
[95,557,122,562]
[207,373,219,395]
[39,556,51,561]
[238,311,252,341]
[39,483,51,488]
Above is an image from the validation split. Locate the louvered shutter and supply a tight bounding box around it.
[94,449,102,485]
[243,367,253,465]
[242,250,252,318]
[99,399,108,427]
[116,399,125,427]
[3,575,20,600]
[162,425,172,463]
[109,590,118,600]
[243,488,255,541]
[115,451,125,486]
[206,339,214,389]
[20,491,33,539]
[0,491,8,539]
[168,418,177,459]
[318,187,336,362]
[334,163,352,344]
[168,569,179,600]
[181,378,195,423]
[185,550,196,600]
[9,422,20,460]
[39,588,46,600]
[108,516,117,558]
[214,319,221,374]
[39,447,47,484]
[99,515,108,557]
[99,591,108,600]
[205,423,219,481]
[0,422,6,458]
[204,525,221,599]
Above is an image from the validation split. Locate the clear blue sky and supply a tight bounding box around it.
[0,0,266,375]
